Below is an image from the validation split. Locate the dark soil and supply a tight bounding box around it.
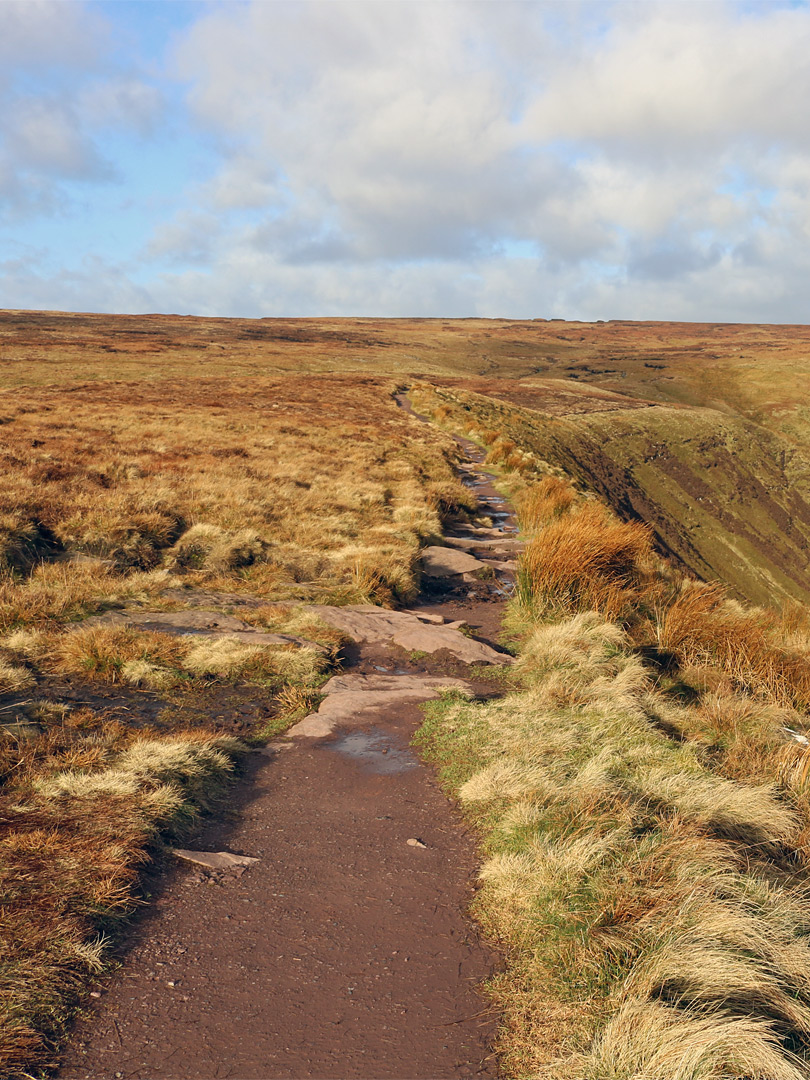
[57,697,499,1079]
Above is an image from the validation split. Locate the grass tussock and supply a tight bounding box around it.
[0,729,242,1078]
[417,610,810,1079]
[0,656,35,695]
[518,502,654,620]
[657,581,810,710]
[53,625,185,684]
[42,624,328,691]
[516,476,576,530]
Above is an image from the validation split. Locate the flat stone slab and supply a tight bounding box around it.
[173,849,259,873]
[456,526,518,539]
[398,608,447,624]
[288,674,475,738]
[80,608,252,631]
[322,673,472,695]
[420,546,487,577]
[306,604,511,665]
[442,536,524,554]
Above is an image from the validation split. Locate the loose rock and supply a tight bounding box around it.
[420,546,488,577]
[173,850,259,873]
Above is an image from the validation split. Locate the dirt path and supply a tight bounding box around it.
[57,406,516,1080]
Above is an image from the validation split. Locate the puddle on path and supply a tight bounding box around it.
[324,728,419,775]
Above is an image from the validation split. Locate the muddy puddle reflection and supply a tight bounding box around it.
[324,728,419,774]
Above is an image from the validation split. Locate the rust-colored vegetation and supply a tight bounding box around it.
[518,502,654,620]
[0,368,478,1077]
[4,310,810,1079]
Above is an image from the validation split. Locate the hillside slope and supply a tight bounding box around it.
[3,309,810,608]
[420,379,810,608]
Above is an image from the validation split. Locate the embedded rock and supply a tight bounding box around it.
[306,604,511,665]
[288,673,475,738]
[420,546,487,577]
[73,609,326,652]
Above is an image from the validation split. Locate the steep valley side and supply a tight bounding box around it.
[417,379,810,610]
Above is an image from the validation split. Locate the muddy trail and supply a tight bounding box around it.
[57,405,519,1080]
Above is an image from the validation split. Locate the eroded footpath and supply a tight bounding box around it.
[57,420,518,1080]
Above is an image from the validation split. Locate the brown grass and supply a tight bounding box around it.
[0,372,479,1077]
[0,374,471,616]
[517,476,576,530]
[657,581,810,710]
[0,728,242,1077]
[518,502,654,619]
[418,610,810,1079]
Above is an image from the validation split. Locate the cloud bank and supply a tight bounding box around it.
[1,0,809,320]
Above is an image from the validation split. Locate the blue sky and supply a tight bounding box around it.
[1,0,810,321]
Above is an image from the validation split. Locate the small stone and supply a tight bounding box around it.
[89,991,101,998]
[406,838,427,848]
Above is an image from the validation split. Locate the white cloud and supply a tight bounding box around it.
[4,98,111,179]
[5,0,810,320]
[524,4,810,151]
[0,1,163,222]
[149,0,810,319]
[78,79,165,136]
[0,0,106,68]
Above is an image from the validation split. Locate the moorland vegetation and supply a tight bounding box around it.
[2,311,810,1079]
[412,382,810,1079]
[0,370,474,1076]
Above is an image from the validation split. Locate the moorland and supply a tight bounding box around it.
[3,309,810,1080]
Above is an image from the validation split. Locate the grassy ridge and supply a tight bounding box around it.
[416,456,810,1078]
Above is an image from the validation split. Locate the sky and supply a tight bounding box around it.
[1,0,810,322]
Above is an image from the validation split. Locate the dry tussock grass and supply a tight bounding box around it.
[0,656,35,694]
[518,502,654,619]
[0,730,241,1077]
[418,610,810,1079]
[52,625,185,683]
[0,374,470,617]
[656,580,810,710]
[7,622,330,694]
[517,476,576,530]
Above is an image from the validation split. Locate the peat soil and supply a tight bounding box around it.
[57,419,516,1080]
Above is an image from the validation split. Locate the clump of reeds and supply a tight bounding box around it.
[517,502,654,619]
